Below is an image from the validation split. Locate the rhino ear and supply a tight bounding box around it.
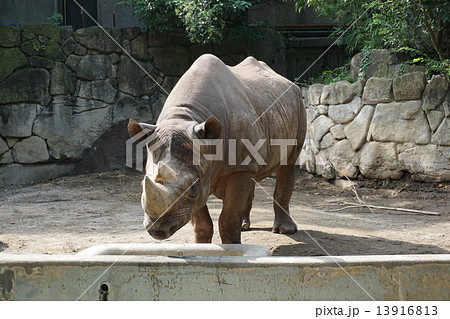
[194,116,222,139]
[128,119,156,139]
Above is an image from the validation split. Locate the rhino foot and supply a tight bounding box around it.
[272,220,297,234]
[241,219,250,231]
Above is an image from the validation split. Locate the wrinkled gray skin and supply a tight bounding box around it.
[128,54,306,244]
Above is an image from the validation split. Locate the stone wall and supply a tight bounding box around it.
[0,24,287,186]
[299,72,450,182]
[2,24,449,185]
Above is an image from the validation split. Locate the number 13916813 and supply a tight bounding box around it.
[377,305,438,316]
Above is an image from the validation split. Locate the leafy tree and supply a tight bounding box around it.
[118,0,252,44]
[288,0,450,62]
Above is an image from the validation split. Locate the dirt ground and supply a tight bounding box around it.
[0,170,448,256]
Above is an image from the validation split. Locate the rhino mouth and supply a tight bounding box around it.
[144,213,191,240]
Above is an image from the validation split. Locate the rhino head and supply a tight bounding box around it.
[127,116,222,240]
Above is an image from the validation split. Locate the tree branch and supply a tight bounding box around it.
[423,17,447,61]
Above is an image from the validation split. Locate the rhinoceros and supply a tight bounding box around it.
[128,54,306,244]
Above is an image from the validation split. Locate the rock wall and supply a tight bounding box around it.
[299,72,450,182]
[0,24,287,186]
[2,24,449,185]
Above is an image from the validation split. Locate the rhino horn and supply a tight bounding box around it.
[142,175,172,218]
[154,162,178,184]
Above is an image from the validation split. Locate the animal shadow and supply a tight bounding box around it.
[270,229,449,256]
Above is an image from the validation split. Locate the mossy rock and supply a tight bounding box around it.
[0,26,20,48]
[20,38,65,61]
[42,39,66,61]
[20,39,46,56]
[0,47,28,81]
[20,24,61,43]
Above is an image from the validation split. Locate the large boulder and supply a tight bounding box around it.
[130,33,150,61]
[50,62,76,95]
[117,56,162,97]
[20,24,61,43]
[362,77,393,104]
[422,75,449,111]
[33,101,112,159]
[112,93,163,124]
[74,26,122,53]
[350,50,409,80]
[392,72,426,101]
[310,115,334,145]
[308,83,324,105]
[0,104,38,137]
[61,36,78,56]
[427,110,445,133]
[359,142,403,179]
[328,97,362,124]
[12,136,49,163]
[29,56,54,69]
[0,26,21,47]
[77,80,117,103]
[20,38,65,61]
[77,55,112,80]
[65,54,81,72]
[344,105,375,151]
[368,100,430,144]
[0,68,50,105]
[320,81,354,105]
[330,124,345,140]
[398,144,450,182]
[315,150,336,179]
[0,137,8,154]
[329,139,358,178]
[0,47,28,81]
[431,118,450,146]
[148,46,191,77]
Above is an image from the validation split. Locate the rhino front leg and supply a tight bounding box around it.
[219,172,255,244]
[241,193,254,231]
[192,204,213,243]
[272,165,298,234]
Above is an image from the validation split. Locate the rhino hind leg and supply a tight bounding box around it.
[192,205,214,243]
[272,165,298,234]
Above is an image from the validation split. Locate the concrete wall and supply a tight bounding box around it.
[0,254,449,300]
[97,0,144,29]
[0,0,57,25]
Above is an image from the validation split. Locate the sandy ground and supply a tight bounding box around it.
[0,170,448,256]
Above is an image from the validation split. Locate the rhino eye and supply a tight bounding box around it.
[188,180,199,198]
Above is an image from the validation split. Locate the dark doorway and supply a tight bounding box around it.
[65,0,98,30]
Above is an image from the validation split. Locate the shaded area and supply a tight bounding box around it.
[76,120,147,174]
[271,229,449,256]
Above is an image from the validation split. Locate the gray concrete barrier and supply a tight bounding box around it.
[0,250,448,300]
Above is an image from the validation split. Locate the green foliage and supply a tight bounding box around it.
[47,13,63,26]
[313,61,354,85]
[226,22,273,43]
[289,0,450,81]
[358,49,373,80]
[117,0,181,33]
[117,0,252,44]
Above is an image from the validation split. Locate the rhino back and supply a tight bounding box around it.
[159,54,305,181]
